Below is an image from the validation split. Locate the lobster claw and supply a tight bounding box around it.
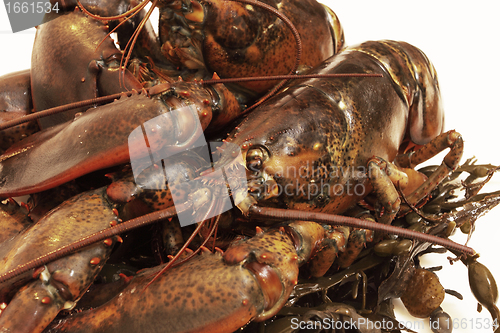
[0,78,217,198]
[31,10,143,129]
[0,188,119,332]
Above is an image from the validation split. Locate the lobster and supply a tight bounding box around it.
[0,1,499,333]
[1,37,498,332]
[0,0,346,331]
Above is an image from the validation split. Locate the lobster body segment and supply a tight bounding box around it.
[348,41,445,145]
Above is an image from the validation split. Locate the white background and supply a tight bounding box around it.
[316,2,500,332]
[0,1,499,332]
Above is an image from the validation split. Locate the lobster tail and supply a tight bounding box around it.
[348,40,445,145]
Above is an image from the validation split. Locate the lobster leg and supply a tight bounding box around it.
[307,225,349,277]
[362,132,463,222]
[396,130,464,211]
[366,157,410,225]
[334,157,409,270]
[334,156,421,268]
[335,130,463,269]
[335,211,375,269]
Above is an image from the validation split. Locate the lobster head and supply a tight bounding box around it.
[219,82,366,216]
[216,40,446,217]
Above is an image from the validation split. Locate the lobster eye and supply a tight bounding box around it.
[103,51,122,68]
[246,146,268,171]
[314,193,329,206]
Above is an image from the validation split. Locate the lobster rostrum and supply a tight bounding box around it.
[0,1,498,333]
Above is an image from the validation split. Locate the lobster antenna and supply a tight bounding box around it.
[248,205,475,256]
[117,0,159,88]
[0,199,474,285]
[0,74,380,131]
[76,0,150,56]
[0,89,151,131]
[200,73,383,85]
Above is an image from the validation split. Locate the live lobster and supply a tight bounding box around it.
[0,1,498,333]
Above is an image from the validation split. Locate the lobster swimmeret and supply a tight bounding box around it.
[0,1,498,333]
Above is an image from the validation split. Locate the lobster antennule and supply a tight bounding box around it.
[118,0,160,88]
[76,0,161,89]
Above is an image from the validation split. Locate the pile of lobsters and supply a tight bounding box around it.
[0,1,499,332]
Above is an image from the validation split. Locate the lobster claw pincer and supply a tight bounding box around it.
[43,221,331,333]
[0,187,121,333]
[31,9,144,129]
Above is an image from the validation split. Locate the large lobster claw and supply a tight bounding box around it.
[31,10,143,128]
[0,82,213,197]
